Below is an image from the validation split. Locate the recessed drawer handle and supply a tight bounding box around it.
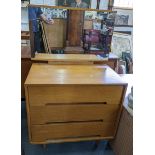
[44,120,104,125]
[45,102,108,106]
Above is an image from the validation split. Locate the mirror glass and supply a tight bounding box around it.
[28,6,116,56]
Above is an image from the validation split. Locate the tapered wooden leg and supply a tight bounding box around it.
[43,144,47,149]
[92,140,100,150]
[105,141,111,150]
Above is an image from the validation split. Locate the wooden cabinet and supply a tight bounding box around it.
[67,10,84,46]
[65,10,85,54]
[21,46,32,98]
[25,64,127,144]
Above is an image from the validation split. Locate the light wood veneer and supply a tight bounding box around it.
[25,64,127,144]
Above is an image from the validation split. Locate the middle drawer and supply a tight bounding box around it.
[30,103,120,125]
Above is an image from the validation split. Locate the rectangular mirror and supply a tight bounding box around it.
[28,5,116,57]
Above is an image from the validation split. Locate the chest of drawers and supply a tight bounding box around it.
[25,64,127,144]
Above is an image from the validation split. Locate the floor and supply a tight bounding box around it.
[21,101,115,155]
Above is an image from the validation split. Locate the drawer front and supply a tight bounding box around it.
[30,104,120,124]
[28,85,123,106]
[31,122,115,142]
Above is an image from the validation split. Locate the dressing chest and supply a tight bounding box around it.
[25,63,127,144]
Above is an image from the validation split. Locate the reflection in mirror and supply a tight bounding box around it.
[28,6,116,57]
[58,0,90,8]
[83,11,116,54]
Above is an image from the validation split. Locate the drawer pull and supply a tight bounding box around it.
[45,102,108,106]
[44,120,104,125]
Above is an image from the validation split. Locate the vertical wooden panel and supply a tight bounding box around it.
[68,10,84,46]
[21,59,32,98]
[21,46,32,98]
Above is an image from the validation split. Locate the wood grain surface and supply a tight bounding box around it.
[25,64,126,85]
[68,10,84,46]
[28,85,123,105]
[25,63,127,144]
[42,19,66,49]
[31,122,115,142]
[30,104,120,124]
[31,53,107,62]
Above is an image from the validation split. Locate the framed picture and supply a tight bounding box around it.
[58,0,91,8]
[111,32,132,58]
[113,7,133,26]
[115,14,129,25]
[113,7,133,35]
[114,25,133,35]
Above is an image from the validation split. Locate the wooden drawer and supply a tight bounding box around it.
[30,104,120,125]
[31,122,115,142]
[28,85,123,106]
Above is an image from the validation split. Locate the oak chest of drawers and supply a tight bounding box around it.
[25,63,127,144]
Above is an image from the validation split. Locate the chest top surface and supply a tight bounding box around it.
[25,63,127,85]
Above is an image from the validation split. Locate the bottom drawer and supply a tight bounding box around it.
[31,122,115,143]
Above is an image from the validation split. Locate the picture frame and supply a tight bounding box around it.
[113,7,133,35]
[114,25,133,35]
[113,7,133,26]
[111,32,132,58]
[58,0,91,8]
[115,14,129,25]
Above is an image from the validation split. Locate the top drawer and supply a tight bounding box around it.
[28,85,124,106]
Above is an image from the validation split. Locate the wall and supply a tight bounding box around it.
[21,2,29,31]
[30,0,57,5]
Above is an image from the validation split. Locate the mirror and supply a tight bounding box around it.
[28,5,116,57]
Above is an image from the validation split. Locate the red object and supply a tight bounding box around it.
[83,29,101,46]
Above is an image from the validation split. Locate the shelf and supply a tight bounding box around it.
[113,6,133,10]
[21,31,30,40]
[29,4,116,13]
